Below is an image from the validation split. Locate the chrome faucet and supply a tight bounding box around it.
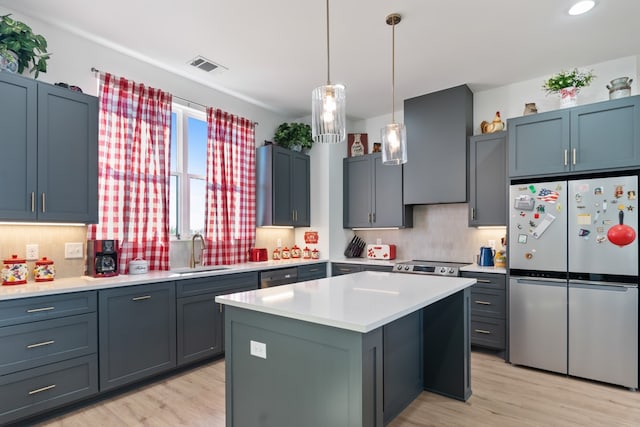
[190,232,207,268]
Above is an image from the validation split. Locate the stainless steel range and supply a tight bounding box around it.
[392,260,469,276]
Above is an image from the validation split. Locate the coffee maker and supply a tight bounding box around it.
[87,240,119,277]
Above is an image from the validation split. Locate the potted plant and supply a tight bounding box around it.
[542,68,595,108]
[0,14,51,78]
[273,122,313,152]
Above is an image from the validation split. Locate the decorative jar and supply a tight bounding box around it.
[281,247,291,259]
[34,257,55,282]
[2,255,28,285]
[311,249,320,259]
[302,247,311,259]
[607,77,633,100]
[559,87,578,108]
[272,248,281,260]
[291,245,301,258]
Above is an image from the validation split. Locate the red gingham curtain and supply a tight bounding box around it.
[203,108,256,265]
[87,73,172,273]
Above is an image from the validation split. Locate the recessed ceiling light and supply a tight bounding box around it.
[569,0,595,15]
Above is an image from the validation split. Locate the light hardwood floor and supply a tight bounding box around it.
[33,350,640,427]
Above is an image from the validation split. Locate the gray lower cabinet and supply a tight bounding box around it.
[0,291,98,425]
[403,84,473,204]
[508,95,640,177]
[343,153,412,228]
[99,282,177,391]
[176,272,258,366]
[461,272,506,351]
[468,131,507,226]
[331,262,393,276]
[0,71,98,223]
[297,263,327,281]
[256,145,310,227]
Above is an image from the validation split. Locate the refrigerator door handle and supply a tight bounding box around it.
[514,278,567,287]
[569,280,637,290]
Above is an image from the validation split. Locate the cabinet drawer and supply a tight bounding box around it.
[470,289,506,318]
[176,272,258,298]
[331,263,362,276]
[0,313,97,376]
[0,355,98,425]
[461,272,506,290]
[363,265,393,272]
[297,263,327,281]
[470,317,506,350]
[0,292,96,328]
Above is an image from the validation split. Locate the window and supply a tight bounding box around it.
[170,104,208,238]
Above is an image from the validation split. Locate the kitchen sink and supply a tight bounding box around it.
[169,266,230,277]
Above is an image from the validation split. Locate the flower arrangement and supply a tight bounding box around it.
[273,122,313,151]
[542,68,595,94]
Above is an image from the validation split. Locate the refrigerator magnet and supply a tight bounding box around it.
[597,226,605,233]
[529,185,536,193]
[578,228,591,237]
[577,214,591,225]
[628,205,635,212]
[596,235,606,243]
[518,234,528,244]
[531,213,556,239]
[628,190,636,200]
[594,186,603,195]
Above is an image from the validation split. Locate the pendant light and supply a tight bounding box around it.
[312,0,346,144]
[381,13,407,165]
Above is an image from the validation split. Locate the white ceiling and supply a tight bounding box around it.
[2,0,639,120]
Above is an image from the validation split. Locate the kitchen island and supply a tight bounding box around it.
[216,271,476,427]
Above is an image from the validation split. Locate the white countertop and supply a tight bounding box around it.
[216,271,476,333]
[460,263,507,275]
[0,259,328,301]
[332,258,405,266]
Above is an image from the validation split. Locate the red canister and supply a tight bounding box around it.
[34,257,56,282]
[2,255,29,285]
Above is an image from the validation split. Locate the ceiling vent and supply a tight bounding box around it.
[188,56,227,74]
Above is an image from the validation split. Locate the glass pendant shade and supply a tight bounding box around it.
[381,123,407,165]
[312,83,346,143]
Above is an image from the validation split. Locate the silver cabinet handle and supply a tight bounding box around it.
[29,384,56,395]
[476,279,492,283]
[308,268,319,272]
[368,213,372,223]
[564,149,568,166]
[31,192,35,212]
[572,148,577,165]
[474,300,492,305]
[474,329,491,334]
[339,268,351,272]
[27,340,55,349]
[41,192,46,213]
[471,207,476,220]
[372,213,376,223]
[27,306,55,313]
[131,295,151,301]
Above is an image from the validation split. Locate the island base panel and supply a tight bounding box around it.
[224,307,383,427]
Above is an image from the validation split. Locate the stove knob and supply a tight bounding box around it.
[448,268,455,274]
[404,265,410,271]
[439,267,446,274]
[396,265,403,270]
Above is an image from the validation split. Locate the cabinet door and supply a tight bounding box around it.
[331,263,363,276]
[37,84,98,223]
[177,293,222,365]
[291,152,310,226]
[272,147,293,225]
[468,132,507,226]
[508,110,570,177]
[343,156,372,228]
[372,154,405,227]
[99,282,176,391]
[0,73,37,220]
[571,96,640,172]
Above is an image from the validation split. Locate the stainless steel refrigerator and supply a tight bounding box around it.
[509,175,638,389]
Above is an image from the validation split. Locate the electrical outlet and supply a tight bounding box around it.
[488,239,496,249]
[65,242,84,259]
[276,238,282,247]
[250,340,267,359]
[26,244,39,261]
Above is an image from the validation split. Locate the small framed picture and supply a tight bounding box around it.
[372,142,381,153]
[347,133,368,157]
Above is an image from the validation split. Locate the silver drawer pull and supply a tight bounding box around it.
[284,274,291,279]
[132,295,151,301]
[339,268,351,272]
[476,279,492,283]
[308,268,319,272]
[27,340,55,349]
[27,306,55,313]
[474,300,492,305]
[29,384,56,395]
[474,329,491,335]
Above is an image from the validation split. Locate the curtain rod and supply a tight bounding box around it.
[91,67,258,125]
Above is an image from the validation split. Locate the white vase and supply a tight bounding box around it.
[559,87,578,108]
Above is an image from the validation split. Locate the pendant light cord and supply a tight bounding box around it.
[391,19,395,123]
[326,0,331,85]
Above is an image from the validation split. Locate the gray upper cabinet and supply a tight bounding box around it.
[256,145,310,227]
[403,84,473,204]
[0,72,98,223]
[343,153,412,228]
[468,131,507,226]
[508,95,640,177]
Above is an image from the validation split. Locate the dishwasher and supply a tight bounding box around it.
[259,267,298,288]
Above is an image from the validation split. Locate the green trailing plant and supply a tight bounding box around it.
[542,68,595,94]
[273,122,313,151]
[0,14,51,78]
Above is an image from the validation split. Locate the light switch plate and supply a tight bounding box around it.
[250,340,267,359]
[65,242,84,259]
